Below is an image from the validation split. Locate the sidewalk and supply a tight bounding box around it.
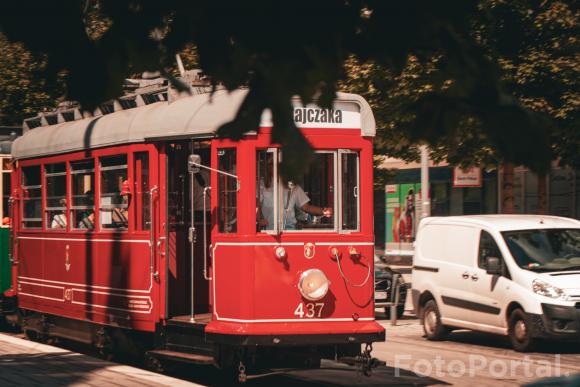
[0,333,201,387]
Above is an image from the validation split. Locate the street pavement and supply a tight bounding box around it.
[373,316,580,386]
[0,333,201,387]
[1,317,579,386]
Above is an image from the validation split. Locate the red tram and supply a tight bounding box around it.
[9,84,384,378]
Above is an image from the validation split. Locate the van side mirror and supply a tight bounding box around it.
[188,154,202,173]
[485,256,502,275]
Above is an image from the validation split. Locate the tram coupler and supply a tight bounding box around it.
[238,360,248,383]
[337,343,385,376]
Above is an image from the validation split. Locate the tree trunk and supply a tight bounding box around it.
[537,172,547,215]
[502,163,515,214]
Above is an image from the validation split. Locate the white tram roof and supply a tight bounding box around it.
[12,89,375,160]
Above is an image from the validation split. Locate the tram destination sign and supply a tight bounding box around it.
[260,104,361,129]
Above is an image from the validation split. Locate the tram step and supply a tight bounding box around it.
[146,349,214,365]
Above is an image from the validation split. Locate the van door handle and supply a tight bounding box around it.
[471,274,479,281]
[462,272,469,279]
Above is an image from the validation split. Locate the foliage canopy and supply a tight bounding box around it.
[0,1,570,174]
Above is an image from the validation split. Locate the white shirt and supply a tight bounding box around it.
[259,182,310,230]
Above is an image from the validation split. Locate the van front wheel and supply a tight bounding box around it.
[508,309,535,352]
[422,300,449,341]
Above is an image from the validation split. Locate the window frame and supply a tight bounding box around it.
[44,162,67,231]
[256,148,279,235]
[278,149,337,233]
[21,165,43,229]
[98,154,129,232]
[256,148,361,234]
[70,158,96,232]
[338,149,360,233]
[217,147,238,234]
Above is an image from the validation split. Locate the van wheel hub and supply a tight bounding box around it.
[424,310,437,334]
[514,320,527,341]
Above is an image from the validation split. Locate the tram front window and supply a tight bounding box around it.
[257,151,335,232]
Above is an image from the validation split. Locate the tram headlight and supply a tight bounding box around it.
[298,269,330,301]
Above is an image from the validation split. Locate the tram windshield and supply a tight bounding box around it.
[257,149,359,233]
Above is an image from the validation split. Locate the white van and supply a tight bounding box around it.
[412,215,580,352]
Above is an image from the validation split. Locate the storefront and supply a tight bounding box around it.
[377,159,580,254]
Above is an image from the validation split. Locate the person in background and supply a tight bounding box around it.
[111,180,130,229]
[51,198,67,229]
[78,211,95,230]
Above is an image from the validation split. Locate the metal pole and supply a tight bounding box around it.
[390,273,401,326]
[420,145,430,219]
[190,172,195,322]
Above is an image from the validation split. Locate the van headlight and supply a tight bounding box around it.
[532,279,567,300]
[298,269,330,301]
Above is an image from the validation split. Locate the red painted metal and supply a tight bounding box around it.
[12,124,384,342]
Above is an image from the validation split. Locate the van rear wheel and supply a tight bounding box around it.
[422,300,449,341]
[508,309,535,352]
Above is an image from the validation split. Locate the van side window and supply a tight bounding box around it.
[478,231,503,269]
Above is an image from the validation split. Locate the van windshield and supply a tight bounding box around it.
[502,228,580,272]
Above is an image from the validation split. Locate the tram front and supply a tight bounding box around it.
[203,93,385,376]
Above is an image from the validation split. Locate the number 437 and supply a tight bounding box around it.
[294,302,325,318]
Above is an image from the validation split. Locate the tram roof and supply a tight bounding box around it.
[12,89,375,160]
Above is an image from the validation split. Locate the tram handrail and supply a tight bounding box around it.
[149,186,159,279]
[203,186,212,281]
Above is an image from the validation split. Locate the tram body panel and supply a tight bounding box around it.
[212,241,375,322]
[17,231,157,330]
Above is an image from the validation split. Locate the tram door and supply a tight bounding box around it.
[166,141,210,320]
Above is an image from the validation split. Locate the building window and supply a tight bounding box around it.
[45,163,67,229]
[21,166,42,229]
[71,160,95,230]
[134,152,149,230]
[100,155,128,230]
[218,149,237,233]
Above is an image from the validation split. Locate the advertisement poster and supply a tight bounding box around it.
[385,183,421,254]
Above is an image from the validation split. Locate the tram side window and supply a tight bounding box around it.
[218,149,237,233]
[341,152,359,231]
[45,163,67,229]
[100,155,128,230]
[22,166,42,228]
[134,152,149,230]
[71,160,95,230]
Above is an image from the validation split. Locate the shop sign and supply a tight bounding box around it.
[453,167,482,187]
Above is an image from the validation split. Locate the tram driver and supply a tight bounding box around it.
[257,154,332,231]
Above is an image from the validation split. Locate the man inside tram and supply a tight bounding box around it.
[257,153,332,231]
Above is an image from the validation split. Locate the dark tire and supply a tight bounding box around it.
[384,305,405,319]
[508,309,535,352]
[421,300,449,341]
